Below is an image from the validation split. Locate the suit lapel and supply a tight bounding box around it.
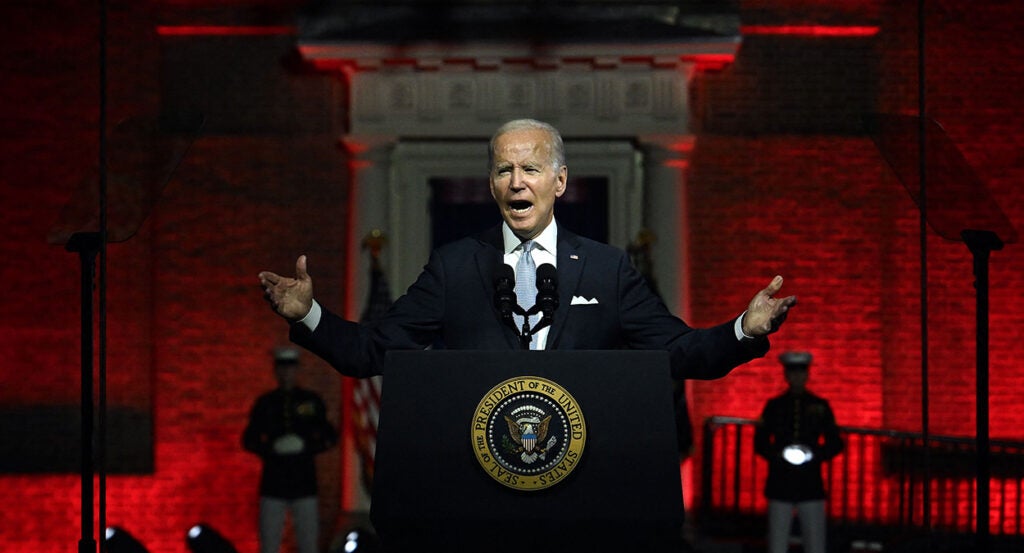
[549,227,584,349]
[473,226,520,349]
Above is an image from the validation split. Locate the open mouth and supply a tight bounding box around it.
[509,200,533,214]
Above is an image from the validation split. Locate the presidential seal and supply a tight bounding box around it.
[471,376,586,491]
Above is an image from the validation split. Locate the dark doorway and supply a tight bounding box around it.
[429,176,609,248]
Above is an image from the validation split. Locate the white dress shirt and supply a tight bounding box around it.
[500,221,558,349]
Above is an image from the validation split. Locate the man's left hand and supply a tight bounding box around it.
[742,275,797,337]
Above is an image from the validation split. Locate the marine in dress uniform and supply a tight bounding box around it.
[243,347,338,553]
[755,351,843,553]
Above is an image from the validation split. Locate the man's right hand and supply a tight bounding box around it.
[259,255,314,322]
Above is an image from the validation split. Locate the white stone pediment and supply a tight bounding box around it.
[299,38,737,137]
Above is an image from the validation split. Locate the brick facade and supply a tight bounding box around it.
[1,1,1021,552]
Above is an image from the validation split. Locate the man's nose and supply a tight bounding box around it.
[509,169,525,189]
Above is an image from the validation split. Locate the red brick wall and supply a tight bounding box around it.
[0,2,347,552]
[1,1,1022,552]
[687,0,1024,511]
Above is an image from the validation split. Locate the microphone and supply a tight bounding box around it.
[533,263,559,331]
[493,264,519,330]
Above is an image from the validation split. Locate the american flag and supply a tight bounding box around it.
[353,232,392,492]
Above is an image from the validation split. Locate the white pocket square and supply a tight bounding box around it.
[571,296,599,305]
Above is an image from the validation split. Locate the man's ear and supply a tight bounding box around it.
[555,166,568,198]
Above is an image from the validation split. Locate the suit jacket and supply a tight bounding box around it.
[291,224,768,379]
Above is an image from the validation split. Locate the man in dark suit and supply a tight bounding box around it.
[259,119,796,379]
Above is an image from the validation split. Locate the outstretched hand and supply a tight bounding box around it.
[742,275,797,337]
[259,255,314,322]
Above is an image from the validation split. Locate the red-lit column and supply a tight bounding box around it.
[340,136,396,512]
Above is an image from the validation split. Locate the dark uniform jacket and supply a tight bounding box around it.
[754,389,843,501]
[242,387,338,499]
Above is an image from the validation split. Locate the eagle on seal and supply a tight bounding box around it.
[504,415,551,454]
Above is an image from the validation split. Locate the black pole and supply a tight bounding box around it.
[916,0,932,539]
[67,232,101,553]
[95,0,109,550]
[962,229,1002,553]
[97,0,109,549]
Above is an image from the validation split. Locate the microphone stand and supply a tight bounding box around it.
[494,278,532,348]
[494,265,558,349]
[521,302,556,349]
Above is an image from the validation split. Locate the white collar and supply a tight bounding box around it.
[501,220,558,255]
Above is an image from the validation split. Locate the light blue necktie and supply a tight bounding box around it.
[514,240,538,349]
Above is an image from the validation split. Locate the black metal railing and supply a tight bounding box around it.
[698,416,1024,549]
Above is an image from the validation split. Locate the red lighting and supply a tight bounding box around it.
[342,140,370,156]
[667,138,696,154]
[156,25,296,37]
[683,53,736,72]
[308,59,359,75]
[741,25,880,37]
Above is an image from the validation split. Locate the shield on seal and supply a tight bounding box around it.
[521,429,537,453]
